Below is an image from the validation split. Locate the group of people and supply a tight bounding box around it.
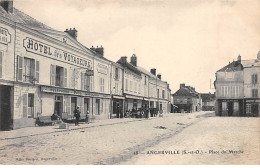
[73,107,90,126]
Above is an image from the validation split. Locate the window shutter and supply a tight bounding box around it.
[81,72,85,90]
[17,56,23,81]
[0,52,2,78]
[64,68,67,88]
[255,74,258,84]
[50,65,56,86]
[86,76,90,91]
[35,60,39,83]
[23,94,28,118]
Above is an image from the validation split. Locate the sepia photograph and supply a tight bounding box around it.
[0,0,259,165]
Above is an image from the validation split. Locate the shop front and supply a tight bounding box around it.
[124,94,143,111]
[112,95,125,118]
[245,99,260,117]
[217,99,244,116]
[40,85,111,122]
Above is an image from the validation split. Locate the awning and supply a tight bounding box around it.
[113,95,125,100]
[143,98,149,101]
[125,94,143,100]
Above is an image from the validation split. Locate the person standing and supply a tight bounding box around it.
[73,106,81,126]
[85,111,90,124]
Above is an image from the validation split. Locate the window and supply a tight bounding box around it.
[23,56,40,83]
[115,83,118,94]
[157,89,159,98]
[252,89,258,98]
[225,69,233,79]
[221,86,228,97]
[134,82,137,93]
[125,79,128,91]
[100,77,105,92]
[162,90,165,99]
[246,104,251,114]
[252,74,258,84]
[231,86,240,98]
[144,76,147,85]
[81,72,90,91]
[0,51,3,78]
[115,68,119,80]
[222,102,227,112]
[50,65,67,87]
[130,81,133,92]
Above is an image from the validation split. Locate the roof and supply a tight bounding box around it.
[217,60,243,72]
[0,7,53,30]
[117,59,141,76]
[201,93,215,101]
[241,59,260,67]
[173,88,193,97]
[173,85,200,98]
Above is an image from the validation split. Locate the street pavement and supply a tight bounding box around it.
[0,111,259,165]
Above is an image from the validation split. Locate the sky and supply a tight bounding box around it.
[14,0,260,93]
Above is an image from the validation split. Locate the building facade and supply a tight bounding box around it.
[215,54,260,117]
[172,83,201,113]
[201,93,216,111]
[0,1,172,130]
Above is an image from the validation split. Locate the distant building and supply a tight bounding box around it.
[215,53,260,117]
[172,84,201,113]
[201,93,216,111]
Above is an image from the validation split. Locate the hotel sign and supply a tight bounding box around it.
[23,37,92,68]
[0,27,11,45]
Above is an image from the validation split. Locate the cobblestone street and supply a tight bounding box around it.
[0,111,259,165]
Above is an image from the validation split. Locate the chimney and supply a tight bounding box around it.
[257,51,260,60]
[120,56,127,64]
[65,28,78,40]
[180,83,185,89]
[130,54,137,66]
[0,0,13,13]
[157,74,161,80]
[237,54,241,63]
[150,68,156,76]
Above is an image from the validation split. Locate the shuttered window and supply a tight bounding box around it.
[17,56,23,81]
[252,74,258,84]
[64,68,67,87]
[35,60,39,83]
[50,64,56,86]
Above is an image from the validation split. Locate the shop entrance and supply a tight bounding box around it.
[0,85,12,131]
[252,103,259,116]
[113,99,123,118]
[96,99,100,115]
[54,96,63,117]
[84,98,89,114]
[227,102,233,116]
[71,97,77,114]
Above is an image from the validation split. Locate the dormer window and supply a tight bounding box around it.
[225,68,233,79]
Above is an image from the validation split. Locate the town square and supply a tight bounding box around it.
[0,0,259,165]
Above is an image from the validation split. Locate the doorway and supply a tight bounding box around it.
[0,85,12,131]
[55,96,63,117]
[96,99,100,115]
[228,102,233,116]
[84,98,89,114]
[71,97,77,114]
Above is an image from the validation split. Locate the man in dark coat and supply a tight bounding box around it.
[73,106,81,126]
